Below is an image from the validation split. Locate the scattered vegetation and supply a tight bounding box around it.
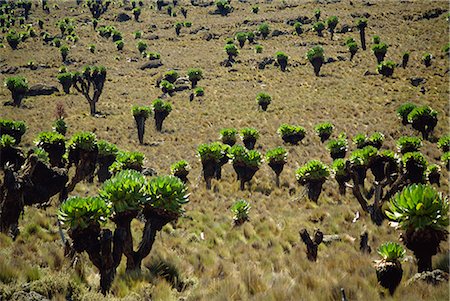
[278,124,306,145]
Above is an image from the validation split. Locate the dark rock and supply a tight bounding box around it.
[174,84,190,92]
[407,270,449,286]
[220,59,233,67]
[271,29,287,37]
[421,8,446,20]
[338,24,352,33]
[337,56,347,62]
[420,86,426,94]
[351,12,370,18]
[142,167,157,176]
[257,57,275,69]
[286,16,312,26]
[316,0,341,3]
[203,32,217,41]
[174,77,191,91]
[410,77,426,87]
[27,84,59,96]
[191,0,214,7]
[116,12,131,22]
[404,8,445,21]
[190,26,209,34]
[0,66,19,74]
[148,35,159,40]
[325,57,337,64]
[140,60,163,70]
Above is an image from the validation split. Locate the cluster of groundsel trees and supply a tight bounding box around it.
[0,118,190,294]
[1,1,449,297]
[59,170,189,293]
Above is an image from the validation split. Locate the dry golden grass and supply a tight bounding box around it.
[0,0,449,300]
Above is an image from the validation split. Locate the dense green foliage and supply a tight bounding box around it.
[386,184,449,231]
[59,196,110,230]
[377,242,406,262]
[231,199,251,224]
[99,169,147,213]
[296,160,330,183]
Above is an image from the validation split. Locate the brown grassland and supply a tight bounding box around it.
[0,0,449,300]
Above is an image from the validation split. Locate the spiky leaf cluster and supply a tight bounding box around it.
[97,140,119,158]
[109,151,144,173]
[231,199,251,222]
[240,128,259,140]
[187,68,203,82]
[349,146,378,167]
[397,136,422,154]
[306,46,324,62]
[277,124,306,139]
[144,176,189,215]
[332,158,348,178]
[0,120,26,142]
[171,160,190,174]
[407,105,437,124]
[256,92,272,106]
[402,152,427,170]
[314,122,334,137]
[99,169,147,214]
[36,131,65,149]
[152,99,172,114]
[377,242,406,262]
[327,137,348,156]
[132,105,152,119]
[4,76,28,93]
[397,103,416,122]
[220,128,237,145]
[265,147,288,165]
[197,143,225,163]
[0,134,16,148]
[437,135,450,152]
[229,145,262,168]
[59,196,110,230]
[296,160,330,183]
[386,184,449,231]
[68,131,97,152]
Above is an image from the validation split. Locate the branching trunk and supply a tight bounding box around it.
[359,231,372,254]
[299,228,323,261]
[0,155,68,237]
